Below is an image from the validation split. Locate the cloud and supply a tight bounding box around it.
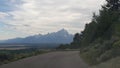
[0,12,9,18]
[2,0,105,36]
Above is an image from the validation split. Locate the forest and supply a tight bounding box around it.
[58,0,120,66]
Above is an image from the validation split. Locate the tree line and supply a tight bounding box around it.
[57,0,120,65]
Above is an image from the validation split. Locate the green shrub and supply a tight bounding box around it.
[97,50,113,62]
[113,40,120,48]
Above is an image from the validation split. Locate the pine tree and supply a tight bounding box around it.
[106,0,120,10]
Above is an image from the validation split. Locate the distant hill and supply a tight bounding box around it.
[1,29,73,44]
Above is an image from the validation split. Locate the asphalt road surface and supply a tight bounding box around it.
[0,51,89,68]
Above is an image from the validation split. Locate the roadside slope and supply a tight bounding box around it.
[92,57,120,68]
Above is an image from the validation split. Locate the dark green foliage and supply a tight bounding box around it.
[0,49,48,65]
[0,53,12,61]
[56,44,70,49]
[57,43,80,49]
[80,21,97,47]
[73,33,83,43]
[106,0,120,10]
[57,33,82,49]
[70,0,120,65]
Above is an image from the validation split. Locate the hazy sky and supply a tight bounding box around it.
[0,0,105,40]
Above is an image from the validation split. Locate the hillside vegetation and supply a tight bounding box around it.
[0,49,48,65]
[58,0,120,67]
[92,57,120,68]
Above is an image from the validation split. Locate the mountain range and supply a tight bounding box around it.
[1,29,73,44]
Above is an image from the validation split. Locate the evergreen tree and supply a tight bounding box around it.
[106,0,120,10]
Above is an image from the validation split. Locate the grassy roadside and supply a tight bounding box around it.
[0,49,50,65]
[91,57,120,68]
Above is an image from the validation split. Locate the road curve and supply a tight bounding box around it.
[0,51,89,68]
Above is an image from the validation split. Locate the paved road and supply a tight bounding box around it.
[0,51,89,68]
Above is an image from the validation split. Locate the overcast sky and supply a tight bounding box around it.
[0,0,105,40]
